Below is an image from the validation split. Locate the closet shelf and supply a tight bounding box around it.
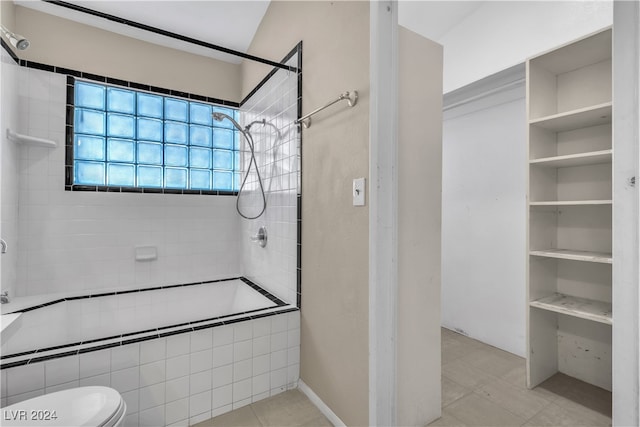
[529,102,612,132]
[529,150,612,168]
[530,293,612,325]
[530,200,612,206]
[529,249,612,264]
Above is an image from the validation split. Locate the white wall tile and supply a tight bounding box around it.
[189,390,212,417]
[287,329,300,349]
[211,384,233,410]
[233,322,252,342]
[140,338,166,364]
[189,349,212,374]
[45,355,79,387]
[213,325,234,347]
[211,404,232,418]
[139,405,165,427]
[253,318,271,337]
[166,334,190,358]
[190,330,212,352]
[253,335,270,357]
[270,349,287,371]
[139,360,166,387]
[164,398,189,425]
[165,376,189,403]
[233,359,252,382]
[190,370,211,395]
[233,340,252,362]
[122,389,139,414]
[252,373,270,397]
[271,315,288,334]
[270,367,287,390]
[123,413,139,427]
[166,355,189,380]
[139,383,166,411]
[271,331,288,352]
[45,379,78,394]
[112,344,140,371]
[212,344,233,368]
[80,349,111,378]
[6,363,44,396]
[232,378,252,402]
[79,373,110,387]
[189,411,211,426]
[212,364,233,389]
[111,366,139,393]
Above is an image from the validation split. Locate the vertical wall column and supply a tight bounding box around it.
[613,1,640,425]
[369,2,398,426]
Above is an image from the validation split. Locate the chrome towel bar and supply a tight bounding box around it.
[296,91,358,129]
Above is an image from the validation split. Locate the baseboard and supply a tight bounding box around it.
[298,379,346,427]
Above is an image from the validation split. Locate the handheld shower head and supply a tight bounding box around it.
[0,25,29,51]
[212,112,244,132]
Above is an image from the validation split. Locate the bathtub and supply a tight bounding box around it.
[0,278,300,426]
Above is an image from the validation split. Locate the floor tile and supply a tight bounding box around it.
[444,394,527,426]
[442,376,471,407]
[536,373,612,417]
[427,412,467,426]
[251,390,330,427]
[197,405,262,427]
[442,359,498,390]
[475,378,552,420]
[523,401,612,427]
[459,347,523,378]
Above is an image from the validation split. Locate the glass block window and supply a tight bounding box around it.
[73,80,240,192]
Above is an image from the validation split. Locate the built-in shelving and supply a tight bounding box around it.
[530,249,612,264]
[530,150,612,168]
[529,200,612,206]
[529,103,612,132]
[530,293,612,325]
[526,28,613,392]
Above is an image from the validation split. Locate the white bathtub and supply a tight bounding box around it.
[0,278,300,425]
[1,278,285,358]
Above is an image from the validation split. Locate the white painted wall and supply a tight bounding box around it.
[442,78,527,357]
[399,1,613,93]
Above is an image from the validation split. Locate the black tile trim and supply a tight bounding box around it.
[0,38,20,63]
[240,42,303,107]
[0,305,298,369]
[43,0,297,73]
[0,277,297,369]
[6,276,246,315]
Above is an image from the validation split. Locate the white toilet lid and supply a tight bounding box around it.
[2,386,124,427]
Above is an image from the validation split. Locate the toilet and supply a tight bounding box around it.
[2,386,126,427]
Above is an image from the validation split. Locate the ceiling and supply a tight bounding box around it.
[15,0,271,64]
[14,1,484,64]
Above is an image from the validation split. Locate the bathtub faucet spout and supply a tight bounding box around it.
[0,291,9,304]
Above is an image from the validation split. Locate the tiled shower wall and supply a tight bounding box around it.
[1,48,21,300]
[239,53,300,305]
[13,67,241,296]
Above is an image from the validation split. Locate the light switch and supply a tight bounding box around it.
[353,177,365,206]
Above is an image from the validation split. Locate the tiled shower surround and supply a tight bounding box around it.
[12,68,241,296]
[240,52,301,305]
[1,311,301,426]
[1,42,302,426]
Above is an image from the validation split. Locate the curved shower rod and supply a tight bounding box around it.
[296,91,358,129]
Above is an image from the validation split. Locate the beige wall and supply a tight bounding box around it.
[1,0,16,50]
[242,2,370,425]
[14,6,241,102]
[397,26,443,425]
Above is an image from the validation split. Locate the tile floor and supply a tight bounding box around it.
[193,389,332,427]
[430,328,612,426]
[194,328,612,427]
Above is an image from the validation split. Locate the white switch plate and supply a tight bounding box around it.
[353,177,365,206]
